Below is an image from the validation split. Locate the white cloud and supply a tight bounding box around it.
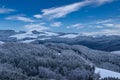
[50,22,62,27]
[95,18,120,28]
[82,29,120,36]
[34,0,114,19]
[96,25,104,28]
[33,14,43,18]
[41,1,91,19]
[0,8,15,14]
[85,0,114,5]
[103,23,120,28]
[94,19,120,29]
[72,24,82,27]
[115,24,120,28]
[103,23,114,27]
[81,18,120,36]
[67,23,83,29]
[24,23,49,31]
[96,19,112,24]
[102,29,120,35]
[6,15,35,22]
[94,0,113,5]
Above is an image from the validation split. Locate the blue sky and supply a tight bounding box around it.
[0,0,120,35]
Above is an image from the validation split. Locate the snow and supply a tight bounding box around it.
[10,32,38,40]
[44,32,59,36]
[0,41,4,44]
[57,53,61,56]
[95,67,120,78]
[20,40,35,43]
[111,51,120,55]
[19,37,51,43]
[38,38,51,40]
[10,31,58,40]
[59,34,79,38]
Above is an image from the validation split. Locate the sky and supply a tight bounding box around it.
[0,0,120,35]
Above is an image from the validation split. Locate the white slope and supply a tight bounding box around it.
[95,67,120,78]
[0,41,4,44]
[10,31,59,40]
[20,38,51,43]
[59,34,79,38]
[111,51,120,55]
[44,32,59,36]
[20,40,35,43]
[10,31,38,40]
[38,38,51,40]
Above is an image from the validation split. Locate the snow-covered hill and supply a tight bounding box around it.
[59,34,79,38]
[10,31,59,40]
[0,41,4,44]
[95,67,120,78]
[1,30,120,52]
[111,51,120,55]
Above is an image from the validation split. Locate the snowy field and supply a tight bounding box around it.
[95,67,120,78]
[111,51,120,55]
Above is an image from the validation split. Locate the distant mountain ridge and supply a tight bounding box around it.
[0,30,120,52]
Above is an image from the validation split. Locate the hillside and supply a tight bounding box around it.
[0,42,119,80]
[0,42,97,80]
